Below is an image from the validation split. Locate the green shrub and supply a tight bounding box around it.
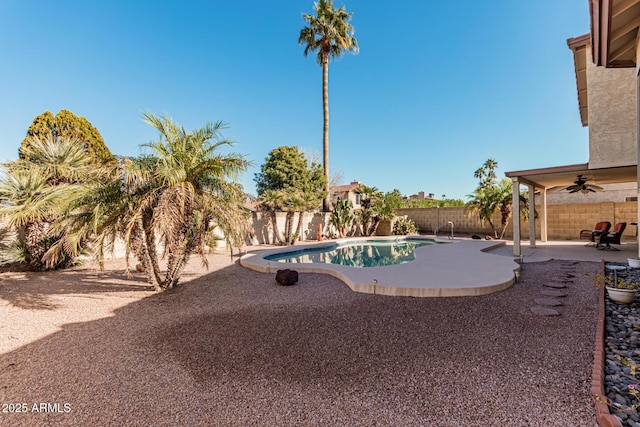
[393,217,418,235]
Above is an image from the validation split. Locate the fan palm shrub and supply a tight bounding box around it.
[0,136,94,269]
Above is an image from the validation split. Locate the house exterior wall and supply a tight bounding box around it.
[587,47,637,168]
[545,182,636,204]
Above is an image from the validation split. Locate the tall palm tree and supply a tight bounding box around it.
[299,0,358,211]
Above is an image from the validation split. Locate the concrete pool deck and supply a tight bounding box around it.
[240,237,520,297]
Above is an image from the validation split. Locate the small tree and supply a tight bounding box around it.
[20,110,115,164]
[255,146,326,245]
[354,185,393,236]
[51,113,250,291]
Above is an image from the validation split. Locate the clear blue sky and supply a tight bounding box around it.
[0,0,590,200]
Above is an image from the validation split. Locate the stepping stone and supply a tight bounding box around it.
[530,306,561,316]
[544,282,567,288]
[551,279,573,284]
[541,289,567,297]
[533,297,563,307]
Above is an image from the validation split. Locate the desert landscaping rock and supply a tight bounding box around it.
[602,269,640,426]
[0,255,599,426]
[275,269,299,286]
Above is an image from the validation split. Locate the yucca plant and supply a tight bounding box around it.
[329,197,354,238]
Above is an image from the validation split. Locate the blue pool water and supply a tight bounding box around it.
[264,238,435,268]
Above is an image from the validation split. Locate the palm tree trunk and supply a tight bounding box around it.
[133,219,162,291]
[24,221,48,270]
[322,53,331,212]
[295,211,305,243]
[164,234,195,289]
[270,210,281,245]
[285,210,295,245]
[498,204,512,240]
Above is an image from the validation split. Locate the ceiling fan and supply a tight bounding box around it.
[565,175,604,194]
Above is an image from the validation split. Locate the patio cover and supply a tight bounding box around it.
[504,0,640,258]
[504,163,637,256]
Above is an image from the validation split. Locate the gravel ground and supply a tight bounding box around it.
[0,254,600,426]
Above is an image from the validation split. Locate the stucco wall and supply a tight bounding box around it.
[587,47,637,168]
[545,182,636,204]
[249,211,329,245]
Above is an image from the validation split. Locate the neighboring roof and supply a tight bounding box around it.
[505,163,637,189]
[567,33,590,126]
[331,182,362,193]
[243,200,260,212]
[591,0,640,68]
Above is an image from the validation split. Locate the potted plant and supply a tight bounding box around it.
[588,273,640,304]
[629,258,640,268]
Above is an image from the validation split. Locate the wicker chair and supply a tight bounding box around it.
[580,221,611,245]
[596,222,627,250]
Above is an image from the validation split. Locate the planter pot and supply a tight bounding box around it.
[374,219,394,236]
[629,258,640,268]
[606,287,637,304]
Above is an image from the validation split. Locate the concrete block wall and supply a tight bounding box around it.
[396,201,638,241]
[394,207,511,237]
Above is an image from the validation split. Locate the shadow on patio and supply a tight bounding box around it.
[487,239,639,263]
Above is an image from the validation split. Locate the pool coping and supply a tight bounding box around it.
[240,236,521,297]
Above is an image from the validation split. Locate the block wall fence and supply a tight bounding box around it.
[395,201,637,241]
[246,201,637,244]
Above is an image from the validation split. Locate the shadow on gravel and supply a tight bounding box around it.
[0,268,150,310]
[0,258,601,426]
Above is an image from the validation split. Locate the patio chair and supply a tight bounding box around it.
[596,222,627,251]
[580,221,611,245]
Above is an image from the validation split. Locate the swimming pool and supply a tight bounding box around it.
[240,237,519,298]
[264,239,435,267]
